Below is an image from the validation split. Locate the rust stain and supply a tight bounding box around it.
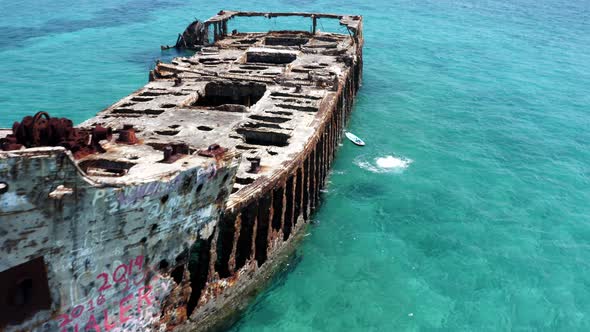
[0,111,112,159]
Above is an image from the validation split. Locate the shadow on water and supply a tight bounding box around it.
[342,181,390,201]
[0,0,183,51]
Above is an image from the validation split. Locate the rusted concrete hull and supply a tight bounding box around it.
[186,39,363,330]
[0,9,363,332]
[0,149,239,331]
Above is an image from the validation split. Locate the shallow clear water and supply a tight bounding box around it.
[2,0,590,330]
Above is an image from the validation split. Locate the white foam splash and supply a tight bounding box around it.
[355,155,413,173]
[376,156,412,169]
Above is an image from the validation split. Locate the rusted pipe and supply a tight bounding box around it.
[116,124,139,145]
[91,125,112,152]
[198,144,227,158]
[248,157,261,174]
[161,143,189,163]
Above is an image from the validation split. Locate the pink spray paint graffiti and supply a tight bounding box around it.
[56,255,167,332]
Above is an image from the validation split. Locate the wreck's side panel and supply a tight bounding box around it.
[182,29,364,331]
[0,148,239,331]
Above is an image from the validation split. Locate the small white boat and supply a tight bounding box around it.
[345,132,365,146]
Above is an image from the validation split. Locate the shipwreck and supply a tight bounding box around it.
[0,10,363,332]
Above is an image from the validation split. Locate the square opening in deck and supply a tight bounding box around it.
[246,47,298,64]
[264,36,309,46]
[78,159,136,177]
[193,82,267,108]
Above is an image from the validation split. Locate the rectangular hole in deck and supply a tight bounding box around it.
[265,36,309,46]
[192,82,266,108]
[270,91,322,100]
[79,160,136,177]
[246,48,298,64]
[276,104,318,112]
[249,115,291,123]
[236,128,290,147]
[111,109,165,115]
[242,122,282,130]
[235,177,256,185]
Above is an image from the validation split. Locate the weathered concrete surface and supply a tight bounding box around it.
[0,147,239,331]
[176,219,308,332]
[0,10,363,332]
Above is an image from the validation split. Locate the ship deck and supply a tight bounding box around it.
[74,13,363,206]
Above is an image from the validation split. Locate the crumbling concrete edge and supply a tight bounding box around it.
[176,219,308,332]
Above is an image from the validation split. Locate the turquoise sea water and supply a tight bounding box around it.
[2,0,590,330]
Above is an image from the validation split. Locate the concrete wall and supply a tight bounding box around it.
[0,148,239,331]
